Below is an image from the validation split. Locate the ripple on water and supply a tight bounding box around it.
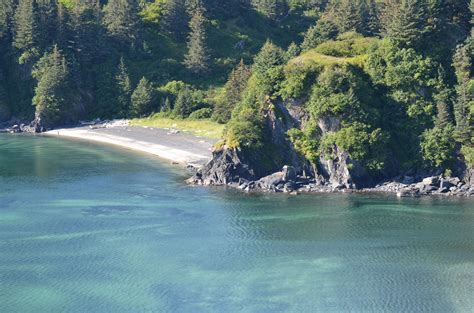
[1,135,473,312]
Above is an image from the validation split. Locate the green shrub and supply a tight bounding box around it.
[336,32,364,41]
[287,124,320,163]
[318,122,387,170]
[280,63,321,100]
[307,65,362,119]
[421,125,456,168]
[189,107,213,119]
[159,80,189,96]
[173,87,197,118]
[224,87,265,148]
[315,40,353,57]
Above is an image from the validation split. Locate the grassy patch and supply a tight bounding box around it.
[287,51,368,69]
[314,36,378,57]
[131,115,225,139]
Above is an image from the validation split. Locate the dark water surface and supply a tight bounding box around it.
[0,134,473,312]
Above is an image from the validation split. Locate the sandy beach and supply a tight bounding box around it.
[44,123,217,168]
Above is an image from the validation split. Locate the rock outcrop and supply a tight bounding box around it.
[462,167,474,186]
[315,147,373,189]
[187,147,259,186]
[190,100,312,187]
[188,98,474,196]
[369,175,474,197]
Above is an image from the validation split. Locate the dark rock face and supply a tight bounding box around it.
[190,103,376,192]
[29,115,48,133]
[0,115,56,133]
[264,101,310,175]
[315,147,373,189]
[312,115,374,189]
[187,148,258,186]
[190,100,312,188]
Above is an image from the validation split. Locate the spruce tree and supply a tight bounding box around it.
[0,0,15,39]
[116,56,132,117]
[324,0,362,34]
[32,45,73,129]
[251,0,287,22]
[435,97,452,130]
[286,42,300,59]
[184,5,210,74]
[37,0,58,48]
[70,0,104,65]
[13,0,41,63]
[173,86,195,118]
[131,77,156,117]
[252,40,285,94]
[213,60,251,123]
[452,43,473,143]
[361,0,380,36]
[380,0,428,49]
[421,82,456,170]
[103,0,141,45]
[301,19,338,51]
[162,97,172,112]
[55,1,70,50]
[163,0,188,40]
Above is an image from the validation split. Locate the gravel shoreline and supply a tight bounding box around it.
[43,122,217,169]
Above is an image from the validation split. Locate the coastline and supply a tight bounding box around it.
[24,121,474,198]
[43,123,217,169]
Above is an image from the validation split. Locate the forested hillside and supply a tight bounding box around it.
[1,0,473,186]
[0,0,316,126]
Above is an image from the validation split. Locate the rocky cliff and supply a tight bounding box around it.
[190,96,474,196]
[189,100,311,188]
[190,99,381,192]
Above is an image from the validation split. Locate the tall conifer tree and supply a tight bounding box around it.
[184,4,210,74]
[452,43,473,143]
[103,0,140,45]
[163,0,188,40]
[380,0,428,48]
[0,0,15,39]
[325,0,362,33]
[116,56,132,117]
[13,0,41,63]
[251,0,287,21]
[32,45,73,129]
[213,59,251,123]
[131,77,156,117]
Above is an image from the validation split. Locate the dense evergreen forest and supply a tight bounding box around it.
[0,0,473,181]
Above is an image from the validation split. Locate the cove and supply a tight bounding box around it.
[0,134,473,312]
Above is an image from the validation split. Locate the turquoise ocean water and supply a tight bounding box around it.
[0,134,473,312]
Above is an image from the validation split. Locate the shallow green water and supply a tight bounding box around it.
[0,134,473,313]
